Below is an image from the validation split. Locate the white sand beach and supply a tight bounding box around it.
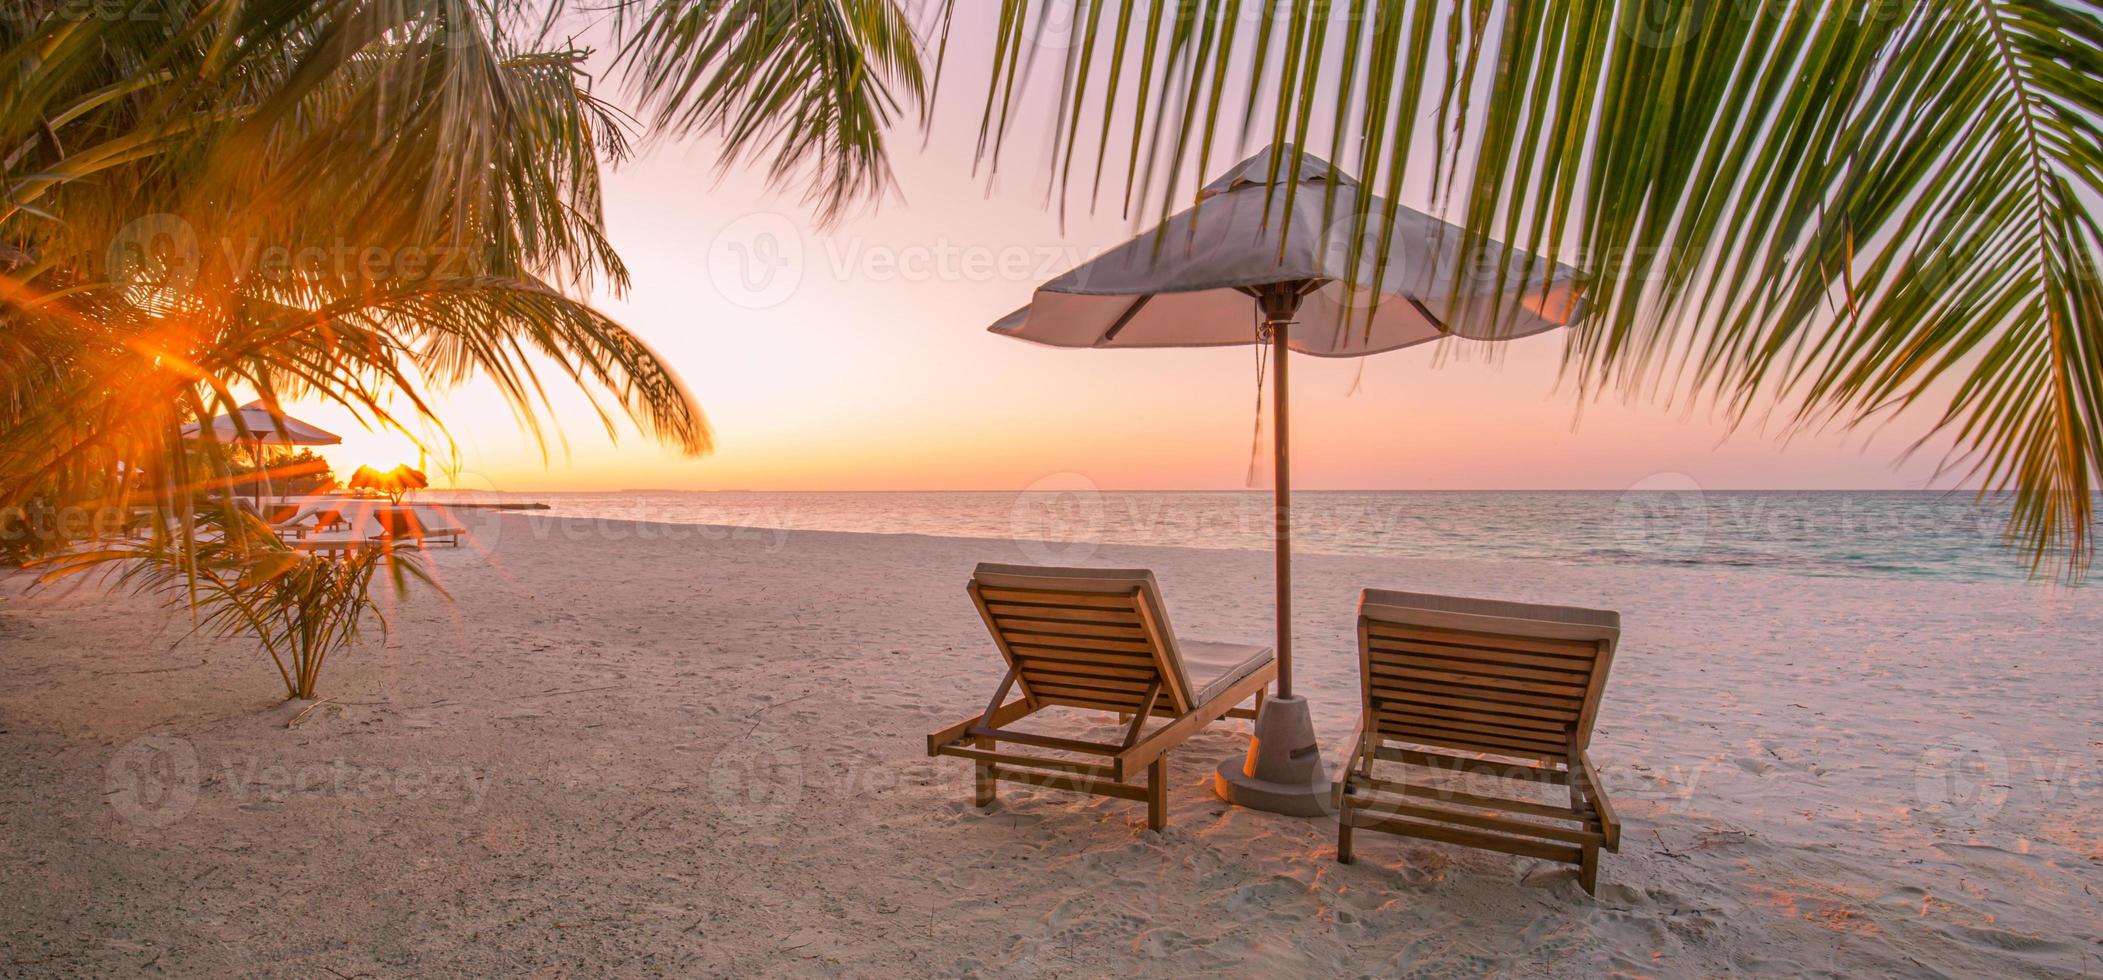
[2,513,2099,976]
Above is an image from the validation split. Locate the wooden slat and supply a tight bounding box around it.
[1369,637,1598,674]
[1345,796,1604,846]
[991,617,1148,639]
[1040,692,1148,714]
[1372,649,1594,685]
[1378,715,1568,754]
[1339,810,1583,864]
[1370,663,1588,699]
[1019,668,1155,691]
[978,587,1134,609]
[1368,688,1579,722]
[986,765,1147,801]
[1019,668,1154,694]
[1032,682,1148,707]
[1342,772,1586,822]
[965,725,1122,756]
[1377,724,1566,761]
[984,602,1142,625]
[1378,709,1571,743]
[1000,631,1157,655]
[1373,697,1570,734]
[1015,653,1156,679]
[1366,621,1599,660]
[1375,745,1570,784]
[934,745,1120,780]
[1009,644,1156,670]
[1370,681,1582,718]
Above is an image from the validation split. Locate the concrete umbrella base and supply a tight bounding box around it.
[1212,695,1333,818]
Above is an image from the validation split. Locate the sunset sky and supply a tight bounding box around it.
[298,9,1965,496]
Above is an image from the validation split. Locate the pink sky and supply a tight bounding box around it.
[305,12,1965,495]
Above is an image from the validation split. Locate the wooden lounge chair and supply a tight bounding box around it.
[230,499,309,540]
[927,564,1277,831]
[309,508,351,533]
[1335,589,1623,893]
[369,508,465,548]
[265,503,311,540]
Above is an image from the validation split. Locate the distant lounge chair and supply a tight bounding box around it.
[370,508,464,548]
[1335,589,1623,894]
[231,499,310,540]
[309,508,351,533]
[927,564,1276,831]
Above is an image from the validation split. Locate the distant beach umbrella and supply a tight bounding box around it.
[180,400,343,446]
[386,464,429,501]
[990,145,1587,815]
[347,465,384,495]
[350,463,427,504]
[181,400,342,502]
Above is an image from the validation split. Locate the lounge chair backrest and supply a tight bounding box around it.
[375,508,425,537]
[1357,589,1619,761]
[970,564,1195,715]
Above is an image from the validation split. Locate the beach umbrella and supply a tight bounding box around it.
[989,145,1586,814]
[180,400,343,446]
[350,463,427,504]
[346,465,384,494]
[181,400,342,502]
[382,464,428,503]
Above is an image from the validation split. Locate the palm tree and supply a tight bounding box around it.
[926,0,2100,577]
[1,0,928,553]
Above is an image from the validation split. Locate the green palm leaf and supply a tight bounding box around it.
[955,0,2103,578]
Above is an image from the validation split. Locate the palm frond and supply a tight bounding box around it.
[958,0,2103,579]
[2,0,711,540]
[603,0,929,223]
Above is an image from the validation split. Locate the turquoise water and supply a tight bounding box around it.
[423,489,2084,585]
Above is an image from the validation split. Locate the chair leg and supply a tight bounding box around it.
[973,735,997,808]
[1578,845,1599,895]
[1336,812,1355,864]
[1146,758,1167,831]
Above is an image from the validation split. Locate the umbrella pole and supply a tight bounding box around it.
[1271,310,1294,700]
[1213,282,1329,817]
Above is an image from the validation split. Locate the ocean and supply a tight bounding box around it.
[415,489,2084,585]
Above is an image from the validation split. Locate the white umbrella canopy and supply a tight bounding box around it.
[987,145,1588,815]
[180,400,343,446]
[181,400,342,504]
[992,147,1585,355]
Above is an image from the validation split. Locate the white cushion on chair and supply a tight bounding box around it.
[1179,640,1273,705]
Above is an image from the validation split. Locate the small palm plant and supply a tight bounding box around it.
[39,503,436,701]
